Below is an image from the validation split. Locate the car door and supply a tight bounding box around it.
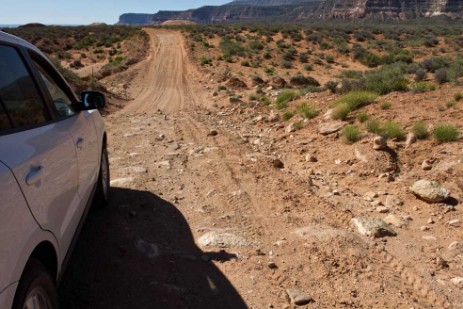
[0,43,81,258]
[29,52,100,205]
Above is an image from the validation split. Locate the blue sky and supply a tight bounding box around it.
[0,0,230,25]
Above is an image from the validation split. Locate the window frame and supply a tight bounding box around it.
[0,41,55,136]
[0,39,81,136]
[27,49,81,120]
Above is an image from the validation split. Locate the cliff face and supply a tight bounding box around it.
[117,13,156,25]
[117,0,463,25]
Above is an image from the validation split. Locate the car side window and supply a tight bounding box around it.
[31,59,76,118]
[0,45,49,129]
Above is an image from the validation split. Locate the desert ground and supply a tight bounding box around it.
[56,27,463,308]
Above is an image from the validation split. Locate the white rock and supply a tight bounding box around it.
[317,121,345,135]
[409,180,450,203]
[383,214,407,228]
[448,219,460,227]
[373,136,387,150]
[449,241,462,250]
[286,288,313,306]
[385,195,403,208]
[110,177,135,187]
[198,231,251,247]
[450,277,463,287]
[120,166,148,175]
[352,217,397,238]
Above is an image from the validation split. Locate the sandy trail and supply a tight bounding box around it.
[59,29,461,308]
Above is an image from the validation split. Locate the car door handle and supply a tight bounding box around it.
[26,165,44,186]
[76,137,84,150]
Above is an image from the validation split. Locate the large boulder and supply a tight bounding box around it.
[409,179,450,203]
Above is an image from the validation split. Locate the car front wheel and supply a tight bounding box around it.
[12,259,59,309]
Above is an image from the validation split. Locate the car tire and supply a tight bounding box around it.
[12,259,59,309]
[94,146,110,208]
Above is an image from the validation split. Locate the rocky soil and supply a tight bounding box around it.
[59,28,463,308]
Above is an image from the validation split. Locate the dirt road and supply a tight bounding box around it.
[59,29,462,308]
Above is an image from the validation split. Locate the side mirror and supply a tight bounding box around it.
[80,91,106,110]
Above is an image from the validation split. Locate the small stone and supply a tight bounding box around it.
[352,217,397,238]
[365,191,378,199]
[371,200,383,207]
[385,195,403,208]
[450,277,463,287]
[272,159,284,169]
[405,132,416,147]
[317,121,345,135]
[422,159,433,171]
[268,111,280,122]
[285,122,297,133]
[286,288,314,306]
[448,219,460,227]
[421,226,430,231]
[208,129,218,136]
[409,180,450,203]
[268,261,278,269]
[157,133,166,141]
[373,136,387,150]
[305,154,317,162]
[448,241,462,251]
[428,218,435,224]
[383,214,407,228]
[376,206,389,213]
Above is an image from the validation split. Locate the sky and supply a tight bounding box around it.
[0,0,231,25]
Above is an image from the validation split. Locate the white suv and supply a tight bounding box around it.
[0,32,109,308]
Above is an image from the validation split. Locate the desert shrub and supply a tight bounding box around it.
[282,111,294,120]
[299,52,309,63]
[447,59,463,81]
[325,55,335,63]
[248,40,264,51]
[382,121,405,140]
[276,90,299,109]
[260,96,271,105]
[289,73,320,87]
[341,125,361,144]
[303,63,313,71]
[434,68,449,84]
[454,92,462,101]
[415,68,427,81]
[335,91,378,110]
[357,112,369,123]
[363,65,408,94]
[220,37,245,58]
[200,56,212,66]
[424,36,439,47]
[325,80,338,93]
[341,70,363,79]
[421,56,450,73]
[433,124,460,143]
[447,100,457,108]
[241,60,250,67]
[332,103,351,120]
[297,101,317,119]
[412,81,429,93]
[412,121,429,139]
[380,102,392,110]
[365,119,382,134]
[281,60,293,69]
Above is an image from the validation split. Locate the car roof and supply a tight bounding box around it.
[0,31,45,56]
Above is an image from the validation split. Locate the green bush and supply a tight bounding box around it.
[435,68,449,84]
[382,121,405,140]
[363,65,409,95]
[357,112,369,123]
[365,119,382,134]
[332,103,351,120]
[303,63,313,71]
[298,101,318,119]
[276,90,299,109]
[282,111,294,120]
[433,124,460,143]
[281,60,293,69]
[380,102,392,110]
[341,125,361,144]
[335,91,378,110]
[200,56,212,66]
[412,121,429,139]
[454,92,463,101]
